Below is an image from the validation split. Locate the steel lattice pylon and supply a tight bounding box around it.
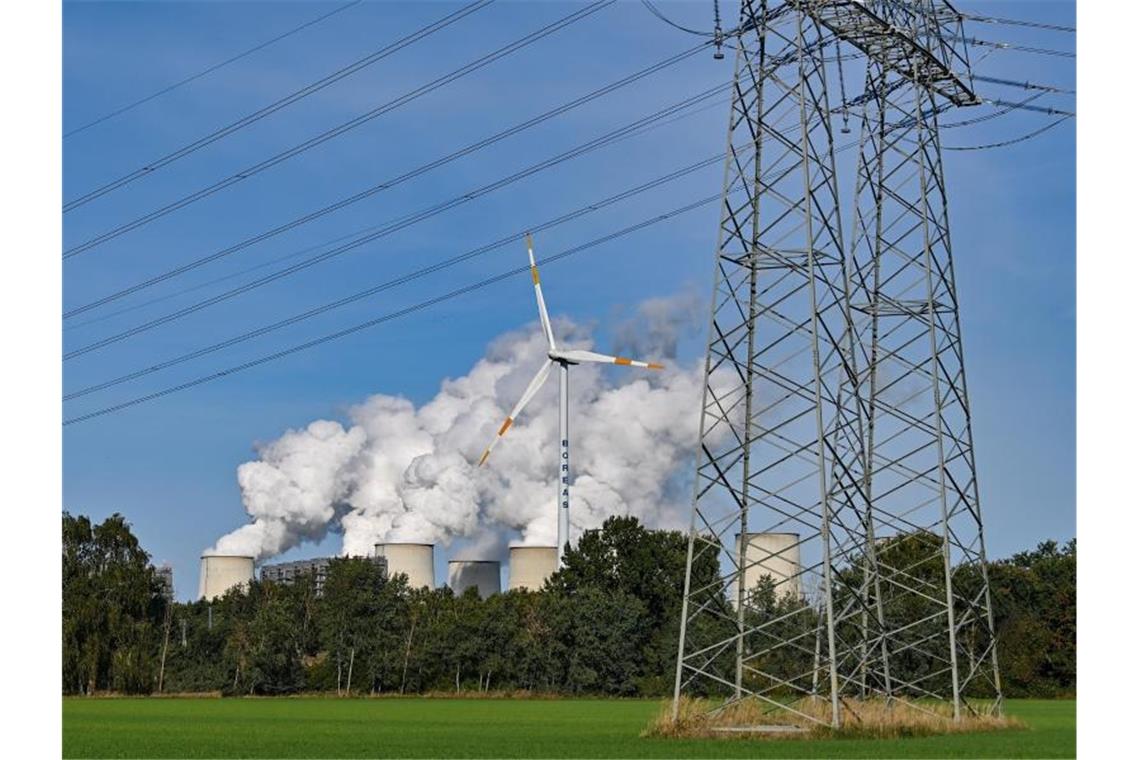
[672,0,1002,729]
[840,0,1003,719]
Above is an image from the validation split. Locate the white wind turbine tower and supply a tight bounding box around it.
[479,233,664,566]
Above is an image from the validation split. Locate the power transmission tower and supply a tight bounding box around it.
[839,0,1003,719]
[672,0,871,730]
[673,0,1002,729]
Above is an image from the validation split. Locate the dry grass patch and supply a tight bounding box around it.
[643,695,1024,740]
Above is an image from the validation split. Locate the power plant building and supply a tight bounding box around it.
[375,542,435,589]
[198,554,255,601]
[261,555,387,595]
[448,560,501,598]
[735,532,803,601]
[507,545,557,591]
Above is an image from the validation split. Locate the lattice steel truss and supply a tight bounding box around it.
[673,0,1001,729]
[840,0,1002,719]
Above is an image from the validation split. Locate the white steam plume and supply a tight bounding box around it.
[208,293,710,561]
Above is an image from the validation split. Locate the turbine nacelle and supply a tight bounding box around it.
[548,348,665,370]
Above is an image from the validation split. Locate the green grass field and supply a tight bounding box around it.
[63,697,1074,759]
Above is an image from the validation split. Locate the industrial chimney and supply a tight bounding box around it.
[374,542,435,589]
[507,545,557,591]
[197,554,255,601]
[735,532,802,601]
[448,560,501,598]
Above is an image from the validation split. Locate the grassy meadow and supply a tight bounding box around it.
[62,696,1074,759]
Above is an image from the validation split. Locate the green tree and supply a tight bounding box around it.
[318,558,389,694]
[552,516,730,694]
[987,539,1076,696]
[245,583,306,693]
[62,512,166,694]
[556,586,648,695]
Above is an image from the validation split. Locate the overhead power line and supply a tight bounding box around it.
[65,41,917,330]
[642,0,711,36]
[972,74,1075,96]
[984,98,1074,118]
[61,82,731,361]
[963,13,1075,34]
[63,40,711,319]
[64,235,349,333]
[943,115,1073,151]
[64,1,364,139]
[938,92,1045,129]
[63,94,940,418]
[62,0,614,258]
[63,0,494,213]
[64,153,724,401]
[62,193,721,426]
[64,89,730,335]
[64,93,730,338]
[879,0,1074,33]
[955,36,1075,58]
[69,34,875,325]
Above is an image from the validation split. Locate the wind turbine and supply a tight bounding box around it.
[478,233,664,567]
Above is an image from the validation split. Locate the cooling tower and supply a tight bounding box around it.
[736,532,802,601]
[448,560,501,598]
[374,542,435,589]
[197,554,255,601]
[507,545,558,591]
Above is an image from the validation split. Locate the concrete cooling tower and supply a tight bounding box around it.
[736,532,802,600]
[507,545,558,591]
[448,560,501,598]
[374,542,435,589]
[198,554,255,601]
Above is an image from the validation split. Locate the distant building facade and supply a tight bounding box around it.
[260,555,387,595]
[155,564,174,601]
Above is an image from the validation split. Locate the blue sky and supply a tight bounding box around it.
[62,0,1075,600]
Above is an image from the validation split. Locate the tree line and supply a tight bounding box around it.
[62,512,1074,698]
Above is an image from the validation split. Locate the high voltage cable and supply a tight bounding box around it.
[879,0,1074,34]
[69,106,874,399]
[63,24,1037,318]
[67,36,856,323]
[985,98,1074,118]
[64,153,725,401]
[943,115,1072,151]
[62,83,731,361]
[62,93,943,418]
[972,74,1075,96]
[62,0,494,212]
[58,9,1079,424]
[65,91,732,336]
[638,0,716,37]
[63,1,614,258]
[963,13,1075,34]
[63,40,711,319]
[939,91,1075,130]
[65,222,431,333]
[955,36,1074,58]
[64,1,364,139]
[64,247,324,332]
[938,92,1043,129]
[64,41,887,328]
[62,193,721,426]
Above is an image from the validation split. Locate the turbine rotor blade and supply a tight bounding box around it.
[478,359,555,466]
[555,349,664,370]
[526,233,556,350]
